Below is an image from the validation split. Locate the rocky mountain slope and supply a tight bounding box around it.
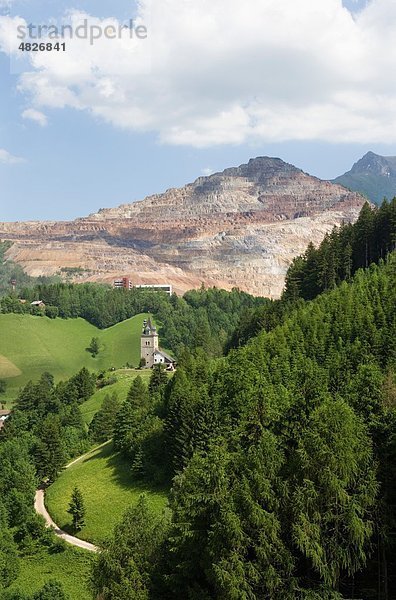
[0,157,366,297]
[333,151,396,205]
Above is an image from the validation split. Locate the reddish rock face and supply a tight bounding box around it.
[0,157,366,298]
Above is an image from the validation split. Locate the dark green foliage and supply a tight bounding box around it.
[32,580,69,600]
[167,440,295,599]
[291,399,377,588]
[0,437,37,528]
[159,255,395,597]
[1,591,30,600]
[284,199,396,301]
[67,368,96,402]
[148,365,168,400]
[35,416,67,482]
[88,336,99,357]
[6,369,89,469]
[0,380,6,394]
[0,501,20,591]
[164,355,216,477]
[0,580,69,600]
[89,393,120,443]
[44,305,59,319]
[67,487,86,532]
[113,377,165,482]
[114,376,150,455]
[91,495,169,600]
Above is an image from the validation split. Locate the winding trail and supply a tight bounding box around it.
[34,488,98,552]
[34,441,112,553]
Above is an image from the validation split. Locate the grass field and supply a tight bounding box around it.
[0,313,151,404]
[80,369,153,424]
[6,546,94,600]
[46,443,169,544]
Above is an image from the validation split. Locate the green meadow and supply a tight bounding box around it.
[6,546,94,600]
[46,442,169,545]
[80,368,152,424]
[0,313,150,403]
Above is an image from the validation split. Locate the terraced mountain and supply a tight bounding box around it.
[0,157,365,297]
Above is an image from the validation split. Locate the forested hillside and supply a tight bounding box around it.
[91,253,396,599]
[229,198,396,350]
[284,198,396,301]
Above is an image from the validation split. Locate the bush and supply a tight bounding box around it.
[45,305,59,319]
[50,537,67,554]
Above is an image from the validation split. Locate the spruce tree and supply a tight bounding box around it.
[67,486,86,532]
[89,393,120,443]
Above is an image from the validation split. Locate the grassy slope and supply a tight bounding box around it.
[0,313,150,403]
[46,443,168,545]
[6,547,93,600]
[80,369,152,424]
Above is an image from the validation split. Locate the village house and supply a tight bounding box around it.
[30,300,46,308]
[0,409,11,431]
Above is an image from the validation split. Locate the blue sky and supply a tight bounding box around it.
[1,0,395,221]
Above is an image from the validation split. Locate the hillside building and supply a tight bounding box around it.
[114,278,133,290]
[0,410,11,431]
[140,318,176,370]
[135,284,173,296]
[113,279,172,296]
[30,300,45,309]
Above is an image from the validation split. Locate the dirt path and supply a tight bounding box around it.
[34,441,112,553]
[34,488,98,552]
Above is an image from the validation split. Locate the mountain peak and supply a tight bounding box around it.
[333,151,396,204]
[351,151,396,176]
[0,156,365,298]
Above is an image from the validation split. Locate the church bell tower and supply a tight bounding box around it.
[140,318,159,368]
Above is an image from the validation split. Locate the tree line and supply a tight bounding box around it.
[0,282,269,358]
[284,198,396,301]
[228,199,396,350]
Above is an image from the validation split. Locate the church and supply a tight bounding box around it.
[140,318,176,370]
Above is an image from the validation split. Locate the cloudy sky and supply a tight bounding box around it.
[0,0,395,221]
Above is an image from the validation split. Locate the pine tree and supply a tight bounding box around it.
[35,415,67,481]
[291,399,378,589]
[113,377,150,454]
[91,495,169,599]
[148,365,168,398]
[89,393,120,443]
[70,367,96,402]
[67,486,86,532]
[88,336,100,357]
[0,500,20,590]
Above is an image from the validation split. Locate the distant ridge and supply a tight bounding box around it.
[333,151,396,205]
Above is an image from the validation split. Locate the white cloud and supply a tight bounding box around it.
[0,148,25,164]
[22,108,48,126]
[1,0,396,147]
[202,167,214,176]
